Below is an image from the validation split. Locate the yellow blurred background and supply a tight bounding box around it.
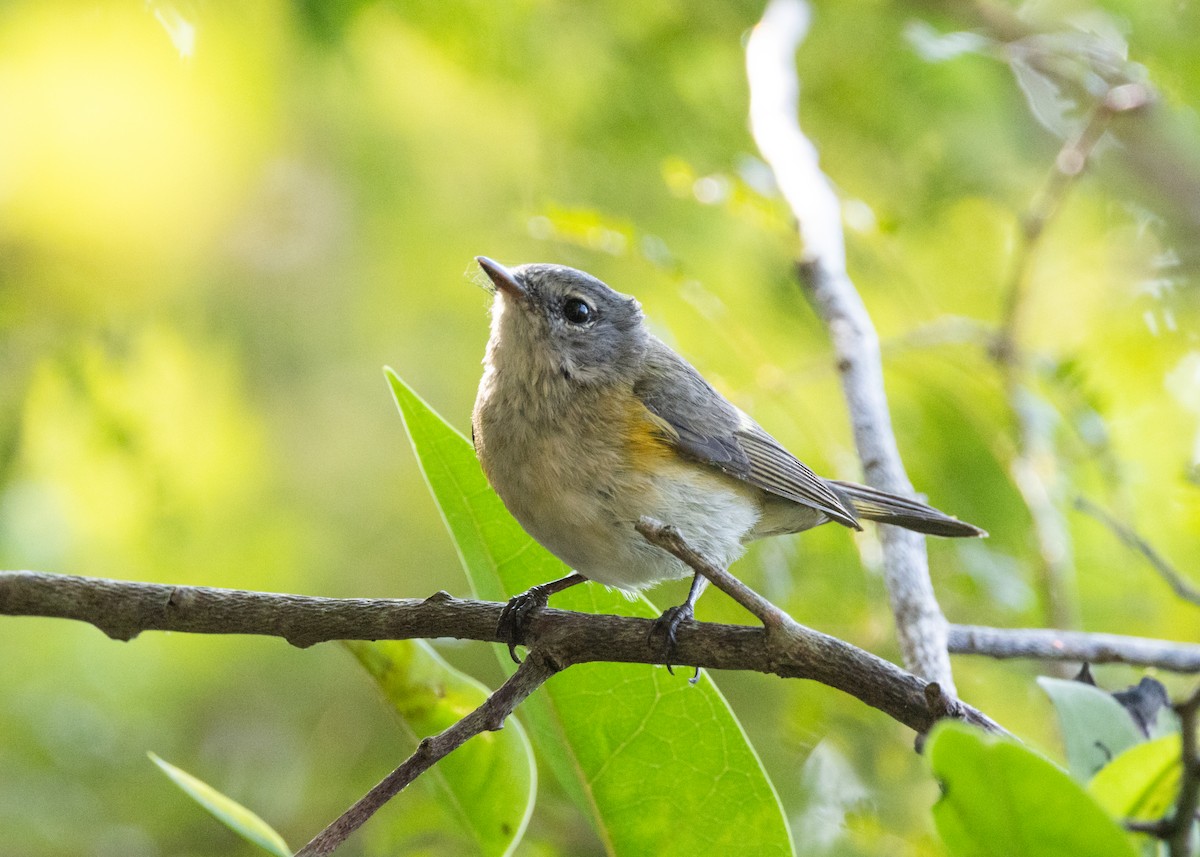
[2,0,1198,854]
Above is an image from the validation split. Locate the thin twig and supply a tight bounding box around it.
[1075,497,1200,606]
[634,517,789,632]
[1126,684,1200,856]
[295,652,559,857]
[989,101,1122,640]
[1165,687,1200,857]
[634,519,1009,737]
[984,44,1158,644]
[948,625,1200,673]
[996,102,1117,351]
[747,0,956,692]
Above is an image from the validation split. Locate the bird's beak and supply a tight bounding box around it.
[476,256,526,299]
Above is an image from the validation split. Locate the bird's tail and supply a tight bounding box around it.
[830,481,986,538]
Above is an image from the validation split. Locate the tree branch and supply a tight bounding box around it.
[295,651,559,857]
[0,566,1166,743]
[947,625,1200,673]
[1126,684,1200,857]
[1,568,974,734]
[0,569,500,648]
[747,0,956,691]
[8,568,1200,737]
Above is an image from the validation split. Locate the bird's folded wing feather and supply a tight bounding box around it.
[635,341,859,529]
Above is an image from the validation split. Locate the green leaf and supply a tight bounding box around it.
[927,721,1139,857]
[345,639,536,857]
[1089,735,1181,822]
[386,369,794,856]
[147,752,291,857]
[1038,676,1144,781]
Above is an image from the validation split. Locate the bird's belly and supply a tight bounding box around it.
[493,454,761,593]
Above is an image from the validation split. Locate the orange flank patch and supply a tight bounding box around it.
[625,400,678,467]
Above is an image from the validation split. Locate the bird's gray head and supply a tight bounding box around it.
[476,257,647,386]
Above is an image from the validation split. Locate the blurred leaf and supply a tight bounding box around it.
[1038,676,1145,781]
[1089,734,1181,822]
[148,2,196,61]
[294,0,374,43]
[386,368,794,856]
[904,20,988,63]
[794,739,870,853]
[147,752,291,857]
[927,721,1139,857]
[957,541,1035,612]
[346,639,535,857]
[1009,49,1078,141]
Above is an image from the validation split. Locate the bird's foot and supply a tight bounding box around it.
[497,584,554,664]
[648,602,697,678]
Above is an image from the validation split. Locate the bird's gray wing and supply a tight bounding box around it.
[634,340,859,529]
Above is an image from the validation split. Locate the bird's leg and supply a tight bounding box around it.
[648,571,707,677]
[497,573,588,663]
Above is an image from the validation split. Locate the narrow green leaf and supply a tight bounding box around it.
[386,369,794,856]
[927,721,1139,857]
[147,752,291,857]
[1089,735,1181,822]
[1038,676,1144,781]
[346,639,536,857]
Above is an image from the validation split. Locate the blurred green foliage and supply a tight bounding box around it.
[1,0,1198,854]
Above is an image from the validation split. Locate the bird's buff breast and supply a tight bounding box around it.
[473,381,759,592]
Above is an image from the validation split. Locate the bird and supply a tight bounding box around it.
[469,256,984,663]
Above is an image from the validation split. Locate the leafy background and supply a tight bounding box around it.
[1,0,1199,854]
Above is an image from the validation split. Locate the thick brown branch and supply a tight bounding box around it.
[0,569,498,648]
[296,652,559,857]
[2,569,964,733]
[8,570,1200,731]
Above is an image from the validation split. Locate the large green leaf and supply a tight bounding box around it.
[347,639,536,856]
[1038,677,1144,781]
[927,721,1139,857]
[1089,734,1181,822]
[387,369,793,856]
[148,752,291,857]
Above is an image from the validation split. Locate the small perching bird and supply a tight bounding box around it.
[470,257,984,660]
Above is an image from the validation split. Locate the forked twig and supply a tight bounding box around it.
[634,517,1009,738]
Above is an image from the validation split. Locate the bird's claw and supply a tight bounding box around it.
[497,585,553,663]
[648,603,695,676]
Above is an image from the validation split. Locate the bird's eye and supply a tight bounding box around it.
[562,297,593,325]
